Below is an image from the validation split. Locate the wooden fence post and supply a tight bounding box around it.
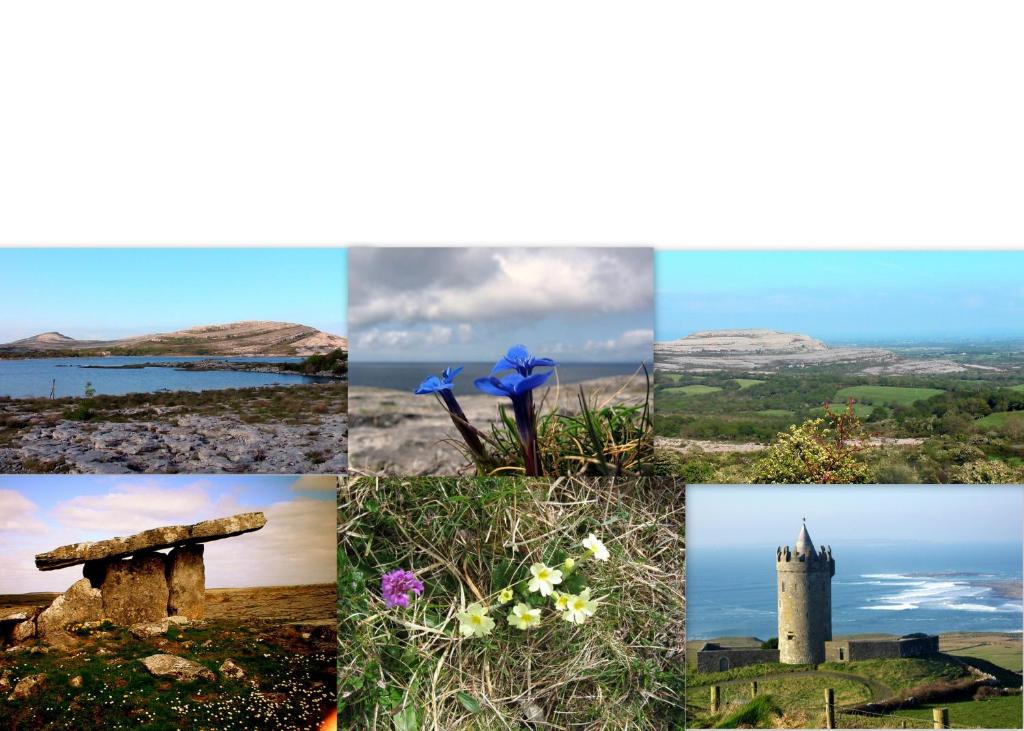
[711,685,720,712]
[750,680,758,697]
[933,707,948,729]
[824,688,835,729]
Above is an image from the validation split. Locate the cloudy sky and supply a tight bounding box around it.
[0,248,347,342]
[688,484,1024,548]
[348,247,653,362]
[657,251,1024,342]
[0,475,336,593]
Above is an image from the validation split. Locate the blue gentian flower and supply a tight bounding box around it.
[475,368,554,476]
[491,345,556,377]
[413,365,487,463]
[414,366,463,395]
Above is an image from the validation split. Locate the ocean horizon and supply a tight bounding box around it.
[349,361,647,393]
[688,541,1023,640]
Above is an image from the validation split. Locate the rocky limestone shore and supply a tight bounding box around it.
[349,374,647,475]
[0,411,347,474]
[78,359,346,379]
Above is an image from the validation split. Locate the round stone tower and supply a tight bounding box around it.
[776,520,835,665]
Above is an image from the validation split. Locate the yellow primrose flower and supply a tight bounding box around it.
[457,602,495,638]
[552,591,570,612]
[561,588,598,625]
[582,533,610,561]
[507,603,542,630]
[498,587,514,604]
[562,557,575,571]
[527,562,563,597]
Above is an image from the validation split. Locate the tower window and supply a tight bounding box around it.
[786,632,795,640]
[781,582,785,592]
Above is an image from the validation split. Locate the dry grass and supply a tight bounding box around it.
[338,476,685,729]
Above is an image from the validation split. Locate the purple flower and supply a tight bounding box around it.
[381,569,424,608]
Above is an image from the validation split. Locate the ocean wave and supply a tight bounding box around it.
[862,603,918,611]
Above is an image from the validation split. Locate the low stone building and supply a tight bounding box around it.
[695,642,780,673]
[825,633,939,662]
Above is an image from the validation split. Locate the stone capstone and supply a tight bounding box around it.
[36,579,102,645]
[140,654,215,682]
[35,512,266,571]
[100,553,169,625]
[167,544,205,619]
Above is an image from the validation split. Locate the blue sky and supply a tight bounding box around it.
[0,475,336,592]
[0,248,347,341]
[656,251,1024,342]
[687,484,1024,548]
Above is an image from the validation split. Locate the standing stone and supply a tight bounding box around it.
[36,579,103,645]
[100,553,169,625]
[167,545,205,619]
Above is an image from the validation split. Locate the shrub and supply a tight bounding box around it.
[750,404,868,484]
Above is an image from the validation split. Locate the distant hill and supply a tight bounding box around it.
[0,321,347,357]
[669,329,828,354]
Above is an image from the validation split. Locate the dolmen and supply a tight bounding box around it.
[0,512,265,647]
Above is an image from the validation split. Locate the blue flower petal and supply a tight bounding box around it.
[474,376,511,397]
[530,357,557,369]
[515,370,553,394]
[414,375,444,394]
[444,365,464,381]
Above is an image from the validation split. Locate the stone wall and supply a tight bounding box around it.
[696,648,780,673]
[825,635,939,662]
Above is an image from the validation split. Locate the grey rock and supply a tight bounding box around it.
[140,654,215,682]
[100,553,169,625]
[167,545,205,619]
[7,673,46,701]
[219,658,245,680]
[130,620,169,639]
[36,579,103,646]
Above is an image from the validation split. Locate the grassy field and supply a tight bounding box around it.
[942,632,1023,673]
[338,476,685,729]
[976,410,1024,428]
[840,695,1024,729]
[819,657,968,694]
[735,379,764,390]
[664,384,722,396]
[0,586,336,731]
[833,385,945,407]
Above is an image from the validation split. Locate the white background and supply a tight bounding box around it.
[1,1,1022,247]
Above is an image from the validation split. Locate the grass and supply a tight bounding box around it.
[664,384,723,396]
[734,379,764,390]
[839,695,1023,729]
[713,695,782,728]
[0,619,334,730]
[833,385,945,407]
[0,382,346,428]
[820,656,969,694]
[976,411,1024,428]
[944,638,1023,673]
[338,476,685,729]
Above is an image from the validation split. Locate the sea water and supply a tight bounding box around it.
[0,356,327,398]
[687,542,1023,639]
[349,361,646,392]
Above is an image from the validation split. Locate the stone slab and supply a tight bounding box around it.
[35,512,266,571]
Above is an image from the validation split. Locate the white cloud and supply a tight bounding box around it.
[584,328,654,354]
[203,498,335,588]
[355,324,457,350]
[0,490,48,534]
[350,248,652,329]
[52,479,237,534]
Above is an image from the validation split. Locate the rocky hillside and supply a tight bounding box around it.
[669,329,828,354]
[0,321,347,357]
[657,329,893,371]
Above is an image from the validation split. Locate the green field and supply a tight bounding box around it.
[833,385,945,407]
[1011,384,1024,393]
[756,409,795,418]
[734,379,764,390]
[976,411,1024,428]
[847,695,1024,730]
[826,402,873,418]
[664,384,722,396]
